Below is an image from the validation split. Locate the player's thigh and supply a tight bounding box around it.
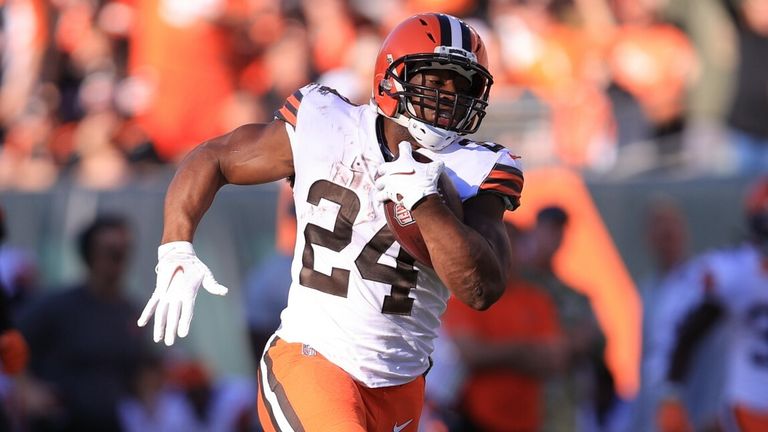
[257,336,366,432]
[359,376,425,432]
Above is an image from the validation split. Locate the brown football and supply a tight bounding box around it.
[383,152,464,268]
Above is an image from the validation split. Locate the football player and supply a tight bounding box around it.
[137,13,523,431]
[659,177,768,432]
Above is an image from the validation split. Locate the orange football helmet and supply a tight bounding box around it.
[373,13,493,151]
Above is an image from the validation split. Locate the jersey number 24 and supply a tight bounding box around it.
[299,180,418,316]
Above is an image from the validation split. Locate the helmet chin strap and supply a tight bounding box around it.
[403,116,457,152]
[374,102,457,152]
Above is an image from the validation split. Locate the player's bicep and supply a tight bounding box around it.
[213,120,294,185]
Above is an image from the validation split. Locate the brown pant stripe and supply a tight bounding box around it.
[263,338,305,432]
[257,366,281,432]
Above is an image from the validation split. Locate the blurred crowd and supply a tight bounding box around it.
[0,210,260,432]
[2,174,766,432]
[1,0,767,192]
[2,0,768,431]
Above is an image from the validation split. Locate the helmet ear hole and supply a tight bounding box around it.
[379,79,392,94]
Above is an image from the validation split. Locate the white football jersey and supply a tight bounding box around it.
[701,244,768,410]
[272,83,523,387]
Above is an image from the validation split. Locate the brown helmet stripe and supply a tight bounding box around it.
[460,20,472,52]
[437,14,452,47]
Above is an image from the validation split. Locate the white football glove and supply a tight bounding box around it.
[137,241,228,346]
[375,141,444,211]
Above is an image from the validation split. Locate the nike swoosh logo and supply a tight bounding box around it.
[393,419,413,432]
[393,169,415,176]
[169,265,185,286]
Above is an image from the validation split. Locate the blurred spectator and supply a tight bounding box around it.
[0,244,40,323]
[490,0,615,170]
[0,207,30,430]
[0,105,58,191]
[119,356,257,432]
[659,177,768,432]
[518,206,610,432]
[166,359,257,432]
[258,20,314,112]
[720,0,768,173]
[0,0,48,125]
[128,0,252,161]
[118,355,202,432]
[605,0,697,171]
[17,214,152,431]
[442,221,566,431]
[70,109,131,189]
[630,196,725,432]
[317,26,382,104]
[300,0,357,74]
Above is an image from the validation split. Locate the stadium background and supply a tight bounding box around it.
[0,0,765,427]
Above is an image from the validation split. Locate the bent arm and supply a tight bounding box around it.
[412,193,510,310]
[666,299,725,384]
[161,121,294,243]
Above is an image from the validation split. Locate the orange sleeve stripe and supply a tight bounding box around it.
[286,95,301,112]
[273,89,304,128]
[480,163,524,196]
[486,170,524,186]
[275,106,297,128]
[480,182,522,198]
[487,163,524,177]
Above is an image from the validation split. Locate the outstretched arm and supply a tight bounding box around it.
[162,121,294,243]
[139,120,294,345]
[657,299,724,432]
[666,299,725,384]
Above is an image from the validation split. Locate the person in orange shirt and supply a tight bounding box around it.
[443,221,566,432]
[604,0,697,164]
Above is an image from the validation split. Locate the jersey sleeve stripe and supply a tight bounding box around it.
[480,181,521,198]
[481,164,523,191]
[487,163,523,178]
[273,90,304,128]
[286,94,301,114]
[275,105,298,128]
[484,170,523,187]
[479,162,524,207]
[480,179,523,195]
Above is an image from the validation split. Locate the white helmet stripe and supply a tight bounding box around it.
[448,15,464,50]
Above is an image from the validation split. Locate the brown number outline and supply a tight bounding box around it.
[300,180,419,315]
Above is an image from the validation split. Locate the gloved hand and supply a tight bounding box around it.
[375,141,444,211]
[137,241,228,346]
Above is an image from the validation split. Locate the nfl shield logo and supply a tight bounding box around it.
[394,204,415,226]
